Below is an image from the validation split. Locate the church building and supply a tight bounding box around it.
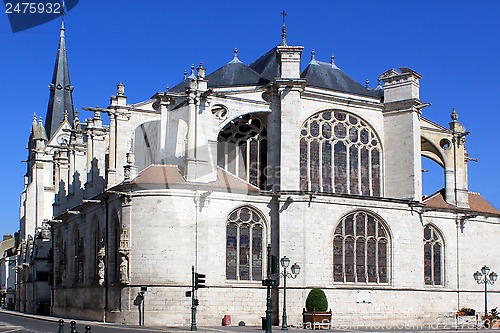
[17,21,500,327]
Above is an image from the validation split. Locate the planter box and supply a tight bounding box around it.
[484,319,500,329]
[302,309,332,330]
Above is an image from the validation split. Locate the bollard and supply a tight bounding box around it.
[84,325,91,333]
[58,319,64,333]
[70,320,78,333]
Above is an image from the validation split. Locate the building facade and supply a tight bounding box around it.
[18,22,500,326]
[0,235,17,310]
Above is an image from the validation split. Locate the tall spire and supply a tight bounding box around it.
[45,18,74,139]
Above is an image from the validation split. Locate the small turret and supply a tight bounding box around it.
[110,82,127,106]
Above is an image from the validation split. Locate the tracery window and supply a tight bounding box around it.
[55,232,65,286]
[112,214,121,283]
[300,111,382,196]
[218,114,267,189]
[92,218,100,284]
[73,228,84,284]
[226,206,264,281]
[424,225,443,286]
[333,211,389,283]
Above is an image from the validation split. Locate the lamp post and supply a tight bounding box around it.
[280,256,300,330]
[473,265,498,317]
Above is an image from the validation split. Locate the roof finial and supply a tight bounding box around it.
[60,0,66,36]
[166,84,170,91]
[280,11,288,46]
[197,62,206,79]
[451,108,459,121]
[311,49,316,60]
[33,113,37,123]
[188,64,196,79]
[183,70,187,80]
[230,48,243,64]
[64,110,68,121]
[117,82,125,96]
[331,53,335,65]
[365,79,370,88]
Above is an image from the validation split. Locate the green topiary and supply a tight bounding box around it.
[305,288,328,312]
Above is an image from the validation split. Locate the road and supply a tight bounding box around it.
[0,311,492,333]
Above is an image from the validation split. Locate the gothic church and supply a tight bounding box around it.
[16,21,500,326]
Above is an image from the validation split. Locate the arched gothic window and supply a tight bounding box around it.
[300,111,382,196]
[73,228,84,284]
[55,231,65,286]
[92,218,100,284]
[218,114,267,189]
[226,206,265,281]
[111,213,121,283]
[334,211,389,283]
[424,225,444,286]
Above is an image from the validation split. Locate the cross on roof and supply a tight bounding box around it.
[281,11,287,25]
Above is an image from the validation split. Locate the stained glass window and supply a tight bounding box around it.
[423,225,444,286]
[218,114,267,189]
[300,111,382,196]
[333,211,390,284]
[226,206,265,281]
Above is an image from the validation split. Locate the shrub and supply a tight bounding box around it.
[458,307,476,316]
[305,288,328,312]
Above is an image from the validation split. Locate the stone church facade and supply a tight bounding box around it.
[17,22,500,326]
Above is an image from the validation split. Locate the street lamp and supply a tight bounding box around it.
[473,265,498,317]
[280,256,300,330]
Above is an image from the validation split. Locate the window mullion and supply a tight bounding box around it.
[357,144,362,195]
[236,225,240,281]
[368,148,373,196]
[307,138,311,191]
[353,237,357,283]
[431,242,435,285]
[256,139,261,188]
[249,225,253,281]
[342,227,346,283]
[346,143,351,194]
[375,240,380,284]
[246,140,250,183]
[319,139,323,192]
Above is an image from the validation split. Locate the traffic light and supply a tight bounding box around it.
[193,299,199,306]
[195,273,206,289]
[261,279,277,287]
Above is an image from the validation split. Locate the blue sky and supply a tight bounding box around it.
[0,1,499,237]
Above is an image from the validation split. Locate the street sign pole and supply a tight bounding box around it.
[191,266,197,331]
[265,244,272,333]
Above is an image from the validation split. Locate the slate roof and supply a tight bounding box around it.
[301,58,380,98]
[170,45,383,98]
[249,47,280,81]
[423,189,500,216]
[169,68,197,93]
[206,56,269,88]
[130,164,260,194]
